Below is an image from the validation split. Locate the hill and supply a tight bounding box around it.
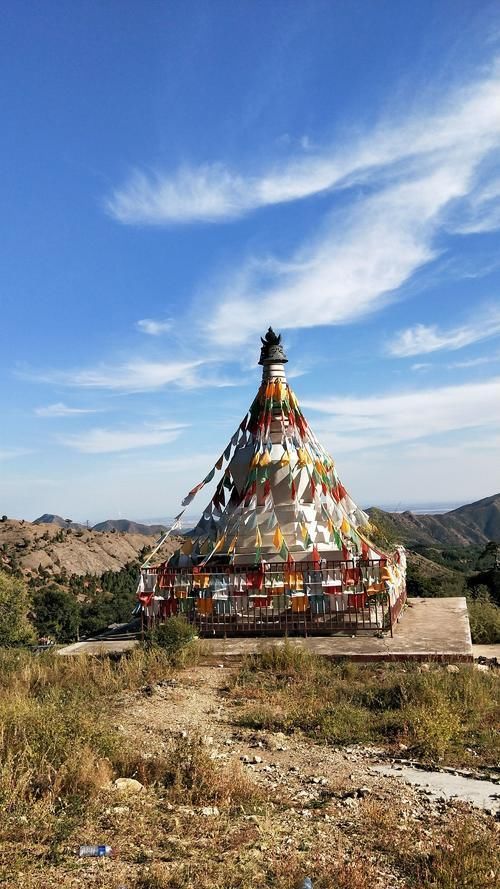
[33,514,85,530]
[92,518,168,536]
[0,518,182,579]
[368,493,500,547]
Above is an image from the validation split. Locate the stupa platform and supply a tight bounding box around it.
[197,598,473,664]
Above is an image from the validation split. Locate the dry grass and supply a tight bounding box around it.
[1,645,498,888]
[229,644,500,765]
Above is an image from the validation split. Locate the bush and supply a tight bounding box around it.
[0,571,35,647]
[146,616,197,655]
[468,599,500,643]
[32,584,80,642]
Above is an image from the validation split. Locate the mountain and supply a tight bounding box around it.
[368,493,500,547]
[92,519,168,536]
[0,518,182,578]
[33,514,85,530]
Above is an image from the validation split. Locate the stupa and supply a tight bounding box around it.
[138,329,406,636]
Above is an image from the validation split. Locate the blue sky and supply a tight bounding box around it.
[2,0,500,522]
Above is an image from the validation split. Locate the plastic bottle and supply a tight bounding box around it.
[78,844,114,857]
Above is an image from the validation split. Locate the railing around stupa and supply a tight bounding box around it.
[139,558,406,638]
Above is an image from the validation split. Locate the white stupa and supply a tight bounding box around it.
[174,328,381,566]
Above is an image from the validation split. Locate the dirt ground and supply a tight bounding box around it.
[7,664,498,889]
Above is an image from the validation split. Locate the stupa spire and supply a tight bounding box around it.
[259,327,288,382]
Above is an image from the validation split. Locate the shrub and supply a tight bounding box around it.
[32,584,80,642]
[467,599,500,643]
[146,616,197,655]
[0,571,35,647]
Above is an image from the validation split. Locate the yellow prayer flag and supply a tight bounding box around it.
[273,526,283,549]
[341,517,350,535]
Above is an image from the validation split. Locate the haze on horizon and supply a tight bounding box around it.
[1,0,500,522]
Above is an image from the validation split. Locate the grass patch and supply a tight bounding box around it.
[229,644,500,765]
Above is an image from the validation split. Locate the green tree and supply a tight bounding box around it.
[32,584,80,642]
[0,571,35,647]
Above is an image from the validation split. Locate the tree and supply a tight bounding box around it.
[0,571,35,647]
[32,584,80,643]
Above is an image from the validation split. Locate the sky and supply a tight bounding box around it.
[1,0,500,523]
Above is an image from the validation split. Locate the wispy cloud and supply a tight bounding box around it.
[136,318,172,336]
[104,61,500,349]
[388,305,500,357]
[35,402,101,418]
[206,162,476,345]
[447,353,500,368]
[0,447,34,460]
[449,176,500,234]
[59,422,186,454]
[21,358,209,393]
[106,64,500,226]
[303,376,500,454]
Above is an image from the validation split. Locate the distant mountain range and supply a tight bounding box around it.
[32,495,500,549]
[367,493,500,547]
[33,515,167,537]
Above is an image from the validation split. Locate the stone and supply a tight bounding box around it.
[252,755,263,764]
[446,664,460,673]
[200,806,219,816]
[113,778,144,794]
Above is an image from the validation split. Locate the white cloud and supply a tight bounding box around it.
[136,318,172,336]
[22,359,205,393]
[411,363,432,371]
[389,306,500,357]
[59,422,186,454]
[206,161,476,345]
[35,402,101,417]
[450,176,500,234]
[447,353,500,368]
[0,447,33,460]
[106,64,500,225]
[302,376,500,454]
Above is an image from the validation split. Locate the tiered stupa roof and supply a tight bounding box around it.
[168,329,384,568]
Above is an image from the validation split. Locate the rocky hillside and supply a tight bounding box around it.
[368,493,500,547]
[0,519,182,578]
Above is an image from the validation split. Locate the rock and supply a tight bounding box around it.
[241,755,252,763]
[474,663,490,672]
[202,735,214,746]
[252,755,263,764]
[113,778,144,794]
[357,787,371,798]
[110,805,130,815]
[420,663,431,672]
[446,664,460,673]
[200,806,219,816]
[398,743,409,751]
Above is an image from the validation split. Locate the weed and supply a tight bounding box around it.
[230,650,500,765]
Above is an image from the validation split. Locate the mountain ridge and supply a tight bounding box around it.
[367,492,500,547]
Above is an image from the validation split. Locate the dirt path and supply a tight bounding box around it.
[119,665,497,818]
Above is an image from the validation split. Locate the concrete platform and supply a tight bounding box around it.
[58,639,139,656]
[199,598,473,664]
[57,598,473,663]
